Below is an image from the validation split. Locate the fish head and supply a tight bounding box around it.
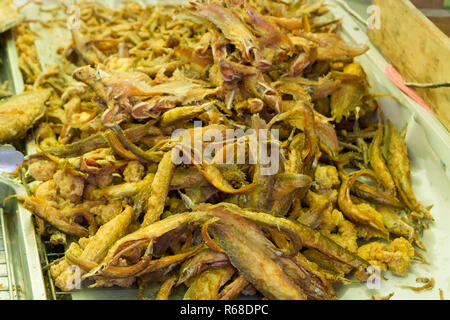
[72,65,97,82]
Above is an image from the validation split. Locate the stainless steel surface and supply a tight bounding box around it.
[343,0,371,18]
[1,31,24,95]
[0,208,13,299]
[0,177,47,299]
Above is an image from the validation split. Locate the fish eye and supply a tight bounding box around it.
[74,70,83,79]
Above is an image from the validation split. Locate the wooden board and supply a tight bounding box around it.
[368,0,450,131]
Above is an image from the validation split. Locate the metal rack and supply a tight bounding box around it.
[37,236,72,300]
[0,209,12,300]
[0,179,47,300]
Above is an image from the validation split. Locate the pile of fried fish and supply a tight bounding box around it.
[5,0,433,300]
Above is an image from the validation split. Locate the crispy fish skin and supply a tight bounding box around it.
[75,244,203,279]
[304,33,369,61]
[330,63,368,122]
[298,191,330,228]
[196,3,263,66]
[277,255,336,300]
[43,133,109,158]
[72,65,153,98]
[42,121,158,158]
[183,265,236,300]
[202,203,370,271]
[177,143,256,195]
[218,275,249,300]
[351,181,403,209]
[136,245,204,277]
[102,211,211,264]
[369,127,396,196]
[209,214,308,300]
[79,205,134,263]
[142,151,175,226]
[178,248,229,285]
[338,170,389,237]
[159,104,209,128]
[55,206,134,291]
[71,29,104,65]
[208,206,335,299]
[376,205,414,241]
[156,275,177,300]
[302,248,353,276]
[269,173,312,216]
[269,102,318,175]
[0,89,51,143]
[17,196,88,238]
[386,123,433,220]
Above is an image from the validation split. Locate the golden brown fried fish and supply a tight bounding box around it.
[0,89,51,143]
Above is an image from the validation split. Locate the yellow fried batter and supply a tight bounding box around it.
[0,89,51,143]
[319,208,358,253]
[315,165,340,190]
[357,237,414,276]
